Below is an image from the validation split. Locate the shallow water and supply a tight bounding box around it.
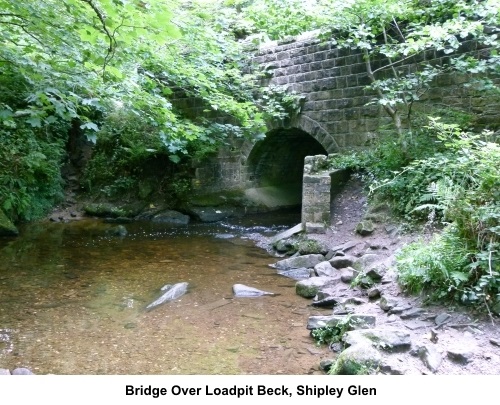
[0,211,328,375]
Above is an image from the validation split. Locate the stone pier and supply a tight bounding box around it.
[301,154,350,234]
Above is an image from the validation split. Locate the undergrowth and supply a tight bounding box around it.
[328,116,500,311]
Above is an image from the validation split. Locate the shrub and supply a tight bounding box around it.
[0,125,66,221]
[393,120,500,307]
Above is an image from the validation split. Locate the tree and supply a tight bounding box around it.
[321,0,500,144]
[0,0,284,219]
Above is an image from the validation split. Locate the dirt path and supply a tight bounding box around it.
[274,176,500,374]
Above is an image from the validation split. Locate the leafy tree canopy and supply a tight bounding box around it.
[0,0,278,155]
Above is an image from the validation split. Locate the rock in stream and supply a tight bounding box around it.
[146,282,189,311]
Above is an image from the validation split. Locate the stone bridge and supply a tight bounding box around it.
[188,33,492,228]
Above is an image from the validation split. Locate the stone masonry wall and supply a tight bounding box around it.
[301,154,351,233]
[252,33,497,152]
[302,155,331,233]
[174,32,499,194]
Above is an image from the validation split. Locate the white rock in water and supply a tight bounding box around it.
[232,284,276,297]
[146,282,189,310]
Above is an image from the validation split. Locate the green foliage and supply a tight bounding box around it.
[311,315,354,346]
[241,0,323,41]
[311,326,343,346]
[0,125,66,221]
[330,115,500,311]
[1,0,307,218]
[327,115,448,184]
[314,0,500,138]
[258,85,304,122]
[386,120,500,307]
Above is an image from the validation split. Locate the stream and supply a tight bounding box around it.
[0,210,328,375]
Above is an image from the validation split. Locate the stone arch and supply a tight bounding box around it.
[240,115,338,166]
[248,128,327,186]
[239,115,337,186]
[238,124,328,209]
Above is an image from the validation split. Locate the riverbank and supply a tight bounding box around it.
[1,177,499,375]
[260,176,500,374]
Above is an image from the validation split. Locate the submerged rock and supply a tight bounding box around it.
[146,282,189,311]
[106,225,128,237]
[232,284,277,297]
[188,207,243,222]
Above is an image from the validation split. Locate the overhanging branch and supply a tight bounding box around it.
[80,0,116,72]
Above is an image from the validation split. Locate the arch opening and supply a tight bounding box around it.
[244,127,327,208]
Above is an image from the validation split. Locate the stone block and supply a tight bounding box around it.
[305,222,327,234]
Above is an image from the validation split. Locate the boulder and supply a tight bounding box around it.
[447,347,475,364]
[272,254,325,270]
[435,313,451,326]
[330,343,382,375]
[298,239,329,255]
[400,308,425,319]
[415,344,442,373]
[354,254,380,270]
[152,210,190,225]
[343,328,412,352]
[314,261,336,277]
[364,265,386,281]
[311,291,343,308]
[379,295,399,311]
[340,268,356,283]
[367,287,381,299]
[296,276,339,298]
[328,255,356,269]
[274,238,298,254]
[356,220,375,236]
[379,358,408,375]
[312,283,354,307]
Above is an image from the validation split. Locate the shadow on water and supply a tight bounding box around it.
[0,208,325,375]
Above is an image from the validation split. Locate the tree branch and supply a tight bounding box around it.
[80,0,116,72]
[364,48,403,137]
